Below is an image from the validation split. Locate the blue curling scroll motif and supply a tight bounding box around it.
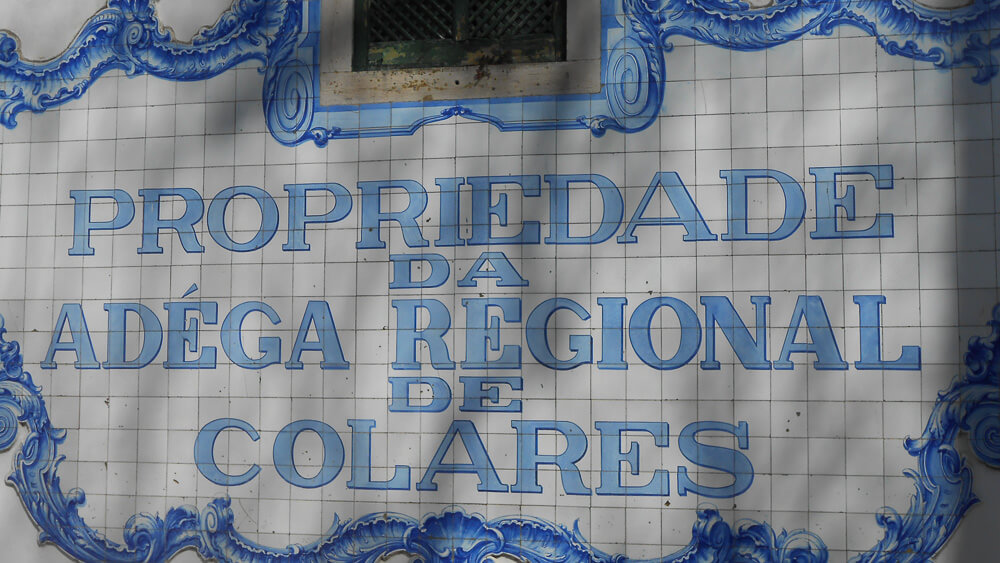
[0,0,997,142]
[0,0,292,128]
[1,303,998,562]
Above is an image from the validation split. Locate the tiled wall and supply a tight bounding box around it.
[0,1,997,562]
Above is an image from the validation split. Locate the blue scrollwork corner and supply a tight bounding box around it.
[581,0,667,137]
[966,406,1000,467]
[0,0,288,129]
[852,304,1000,562]
[0,316,26,452]
[959,305,1000,468]
[827,0,1000,84]
[263,58,317,146]
[640,0,1000,83]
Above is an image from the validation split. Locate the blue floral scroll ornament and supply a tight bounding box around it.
[0,0,997,561]
[0,0,997,143]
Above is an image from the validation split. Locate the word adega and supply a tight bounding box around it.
[68,165,895,256]
[42,294,919,371]
[196,417,753,498]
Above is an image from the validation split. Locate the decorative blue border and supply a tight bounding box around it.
[0,1,998,561]
[0,0,997,144]
[0,305,997,562]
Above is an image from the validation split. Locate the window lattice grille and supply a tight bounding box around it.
[468,0,557,39]
[355,0,566,70]
[368,0,456,42]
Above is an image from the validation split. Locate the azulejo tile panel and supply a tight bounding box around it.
[0,0,996,561]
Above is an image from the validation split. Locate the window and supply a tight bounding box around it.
[320,0,600,105]
[352,0,567,71]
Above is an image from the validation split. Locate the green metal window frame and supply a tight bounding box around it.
[352,0,567,71]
